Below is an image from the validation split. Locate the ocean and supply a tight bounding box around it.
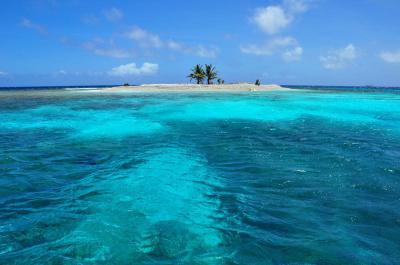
[0,87,399,264]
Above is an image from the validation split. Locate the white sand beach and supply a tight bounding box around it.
[94,83,288,93]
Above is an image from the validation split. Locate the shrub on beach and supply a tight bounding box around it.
[255,79,261,86]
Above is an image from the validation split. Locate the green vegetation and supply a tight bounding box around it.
[188,64,206,84]
[188,64,219,85]
[255,79,261,86]
[205,64,218,84]
[217,78,225,84]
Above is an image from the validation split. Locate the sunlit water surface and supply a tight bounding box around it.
[0,89,399,264]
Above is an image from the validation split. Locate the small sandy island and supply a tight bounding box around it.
[94,83,289,93]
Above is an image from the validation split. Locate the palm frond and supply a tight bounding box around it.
[187,64,205,84]
[205,64,218,84]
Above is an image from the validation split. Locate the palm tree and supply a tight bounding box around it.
[205,64,217,84]
[188,64,206,84]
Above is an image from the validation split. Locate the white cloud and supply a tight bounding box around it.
[284,0,309,14]
[191,45,218,58]
[108,62,159,76]
[177,45,218,58]
[251,0,309,35]
[166,40,182,50]
[125,26,218,58]
[283,46,303,61]
[0,71,7,76]
[58,70,67,75]
[92,48,130,58]
[104,8,123,22]
[243,0,308,61]
[379,50,400,63]
[83,40,130,58]
[320,44,357,69]
[126,27,163,48]
[253,6,291,35]
[241,36,299,56]
[20,18,47,34]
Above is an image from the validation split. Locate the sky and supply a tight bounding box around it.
[0,0,400,87]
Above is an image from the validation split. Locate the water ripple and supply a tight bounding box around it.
[0,91,399,264]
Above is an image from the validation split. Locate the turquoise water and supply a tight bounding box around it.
[0,89,399,264]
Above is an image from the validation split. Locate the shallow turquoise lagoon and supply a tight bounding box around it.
[0,89,399,264]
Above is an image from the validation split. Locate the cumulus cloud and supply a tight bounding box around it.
[93,48,130,58]
[85,46,129,58]
[108,62,159,76]
[320,44,357,69]
[284,0,309,14]
[126,27,163,48]
[253,6,291,35]
[379,50,400,63]
[252,0,309,35]
[282,46,303,61]
[241,37,302,61]
[125,26,218,58]
[20,18,47,34]
[104,7,123,22]
[241,37,297,55]
[242,0,309,61]
[83,39,130,58]
[187,45,219,58]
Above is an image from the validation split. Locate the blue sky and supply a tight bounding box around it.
[0,0,400,86]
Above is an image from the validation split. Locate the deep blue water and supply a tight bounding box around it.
[285,85,400,94]
[0,88,399,264]
[0,85,116,91]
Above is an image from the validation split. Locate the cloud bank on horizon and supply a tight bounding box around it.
[0,0,399,86]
